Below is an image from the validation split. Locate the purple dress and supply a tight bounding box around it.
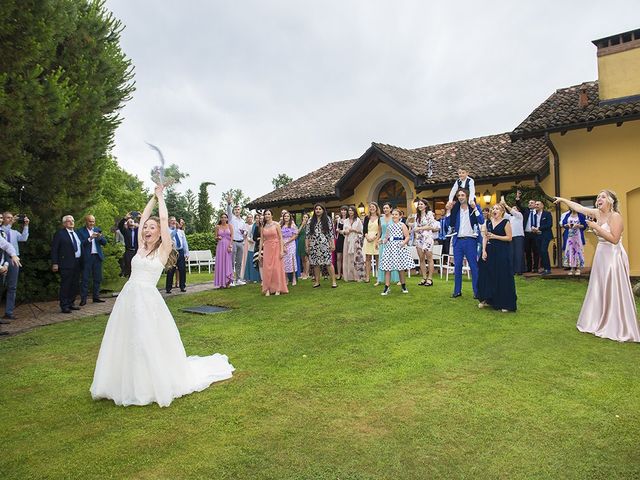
[214,227,233,287]
[281,225,298,274]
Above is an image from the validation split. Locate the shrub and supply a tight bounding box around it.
[186,232,217,252]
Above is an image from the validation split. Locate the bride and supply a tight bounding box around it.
[90,183,234,407]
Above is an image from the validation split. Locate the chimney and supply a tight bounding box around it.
[592,28,640,101]
[578,87,589,107]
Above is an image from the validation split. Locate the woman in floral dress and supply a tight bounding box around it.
[281,211,299,285]
[305,203,337,288]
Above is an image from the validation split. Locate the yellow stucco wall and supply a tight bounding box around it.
[550,121,640,275]
[597,46,640,100]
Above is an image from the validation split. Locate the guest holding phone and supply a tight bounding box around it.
[561,209,587,276]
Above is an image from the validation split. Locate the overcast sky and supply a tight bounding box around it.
[105,0,639,202]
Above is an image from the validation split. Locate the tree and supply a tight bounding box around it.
[0,0,135,300]
[183,189,197,234]
[161,164,189,221]
[272,173,293,190]
[216,188,251,221]
[196,182,215,233]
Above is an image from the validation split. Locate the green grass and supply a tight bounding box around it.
[1,277,639,479]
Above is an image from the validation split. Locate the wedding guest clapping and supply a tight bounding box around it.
[554,191,639,342]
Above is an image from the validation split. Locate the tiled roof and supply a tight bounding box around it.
[250,134,549,208]
[512,81,640,138]
[374,133,549,186]
[248,159,356,208]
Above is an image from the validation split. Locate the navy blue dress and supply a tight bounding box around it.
[478,219,517,311]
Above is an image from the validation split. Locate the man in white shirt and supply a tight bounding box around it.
[166,216,189,293]
[226,195,246,286]
[1,211,29,320]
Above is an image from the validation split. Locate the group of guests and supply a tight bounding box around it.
[0,212,28,335]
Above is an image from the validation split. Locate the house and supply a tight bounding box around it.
[248,28,640,275]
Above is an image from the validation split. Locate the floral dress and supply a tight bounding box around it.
[281,225,298,273]
[562,215,585,268]
[413,211,439,252]
[306,220,334,266]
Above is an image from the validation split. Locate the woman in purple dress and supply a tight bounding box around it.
[214,213,234,288]
[555,191,639,342]
[280,211,298,286]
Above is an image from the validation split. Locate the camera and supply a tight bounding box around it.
[16,214,26,222]
[130,211,141,219]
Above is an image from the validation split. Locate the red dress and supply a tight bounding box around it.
[261,225,289,294]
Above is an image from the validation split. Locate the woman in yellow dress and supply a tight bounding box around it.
[363,202,381,283]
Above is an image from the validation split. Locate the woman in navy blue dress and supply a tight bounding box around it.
[477,204,517,312]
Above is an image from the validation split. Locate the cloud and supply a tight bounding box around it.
[106,0,640,204]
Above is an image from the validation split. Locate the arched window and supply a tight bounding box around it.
[377,180,406,211]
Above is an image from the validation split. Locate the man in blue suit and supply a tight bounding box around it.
[51,215,83,313]
[446,189,485,298]
[533,201,554,275]
[76,215,107,305]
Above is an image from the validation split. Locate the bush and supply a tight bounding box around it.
[186,232,217,252]
[102,238,125,287]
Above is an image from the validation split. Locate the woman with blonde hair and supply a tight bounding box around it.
[477,203,517,312]
[554,190,639,342]
[91,184,234,407]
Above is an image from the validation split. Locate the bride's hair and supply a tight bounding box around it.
[145,216,178,269]
[599,190,619,213]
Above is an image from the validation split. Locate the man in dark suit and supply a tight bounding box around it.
[515,191,539,273]
[533,201,554,275]
[51,215,83,313]
[117,212,139,277]
[76,214,107,305]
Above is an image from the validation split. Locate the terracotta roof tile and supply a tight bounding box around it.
[249,159,356,208]
[374,133,549,185]
[512,81,640,138]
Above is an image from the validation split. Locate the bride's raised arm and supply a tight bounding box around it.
[156,184,173,260]
[138,192,157,247]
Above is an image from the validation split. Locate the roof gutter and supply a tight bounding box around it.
[544,132,563,268]
[510,111,640,141]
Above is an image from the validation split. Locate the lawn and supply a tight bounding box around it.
[1,277,639,479]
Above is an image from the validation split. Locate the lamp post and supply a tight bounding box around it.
[483,190,492,204]
[357,202,365,216]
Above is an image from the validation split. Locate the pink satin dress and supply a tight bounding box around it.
[577,223,639,342]
[261,225,289,295]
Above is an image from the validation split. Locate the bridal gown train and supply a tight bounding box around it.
[90,252,234,407]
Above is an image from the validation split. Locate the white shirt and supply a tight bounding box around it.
[0,234,17,257]
[448,177,476,202]
[1,224,28,256]
[457,206,475,238]
[169,227,190,257]
[506,211,524,237]
[227,204,245,241]
[67,229,82,258]
[86,228,98,254]
[524,209,536,232]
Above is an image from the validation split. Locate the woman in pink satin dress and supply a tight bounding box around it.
[259,210,289,296]
[555,190,639,342]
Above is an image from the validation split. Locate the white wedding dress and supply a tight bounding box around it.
[90,252,234,407]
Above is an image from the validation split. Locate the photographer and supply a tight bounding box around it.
[1,211,29,321]
[77,215,107,305]
[117,211,140,277]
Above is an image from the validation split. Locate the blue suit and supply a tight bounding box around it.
[536,211,554,272]
[447,205,484,297]
[76,227,107,301]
